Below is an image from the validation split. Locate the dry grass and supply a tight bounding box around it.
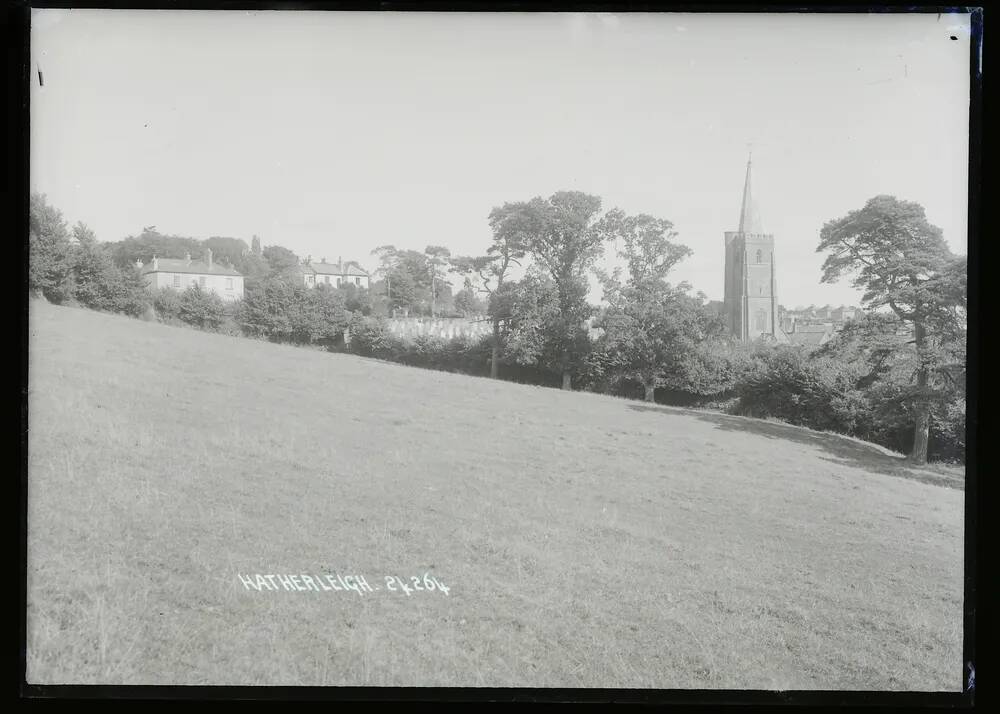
[26,301,965,689]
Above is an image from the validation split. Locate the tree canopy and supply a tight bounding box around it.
[817,195,966,464]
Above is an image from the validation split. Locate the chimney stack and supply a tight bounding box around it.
[321,257,326,264]
[135,258,144,269]
[152,255,158,271]
[206,247,213,269]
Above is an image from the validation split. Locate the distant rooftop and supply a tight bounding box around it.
[304,259,370,277]
[142,257,242,277]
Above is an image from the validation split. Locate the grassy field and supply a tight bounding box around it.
[26,301,965,689]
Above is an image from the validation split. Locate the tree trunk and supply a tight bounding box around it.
[911,404,930,465]
[644,382,656,402]
[562,371,572,390]
[490,344,500,379]
[909,321,930,465]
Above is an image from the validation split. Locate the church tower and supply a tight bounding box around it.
[723,155,780,342]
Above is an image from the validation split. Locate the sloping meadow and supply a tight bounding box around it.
[27,302,965,689]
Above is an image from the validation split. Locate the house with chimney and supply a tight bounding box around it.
[139,249,244,302]
[299,257,371,290]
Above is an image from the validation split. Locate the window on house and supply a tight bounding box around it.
[356,277,362,286]
[225,278,233,290]
[755,309,767,331]
[172,274,181,288]
[324,276,330,284]
[756,249,763,263]
[336,277,342,287]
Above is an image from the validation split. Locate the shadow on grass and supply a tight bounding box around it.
[627,403,964,491]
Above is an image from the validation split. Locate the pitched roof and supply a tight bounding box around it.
[305,261,370,277]
[787,327,833,347]
[142,258,242,276]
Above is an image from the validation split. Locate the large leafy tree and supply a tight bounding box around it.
[262,244,301,279]
[493,191,608,389]
[814,311,966,462]
[817,195,966,464]
[424,245,453,318]
[451,204,528,378]
[371,244,401,308]
[203,236,250,268]
[494,268,563,372]
[372,248,454,316]
[593,209,710,401]
[72,221,98,248]
[29,193,74,301]
[71,240,150,316]
[452,286,487,317]
[235,277,296,340]
[107,228,202,268]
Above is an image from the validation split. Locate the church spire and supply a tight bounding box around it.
[738,152,762,234]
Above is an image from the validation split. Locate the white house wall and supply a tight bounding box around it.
[146,272,245,302]
[305,275,371,290]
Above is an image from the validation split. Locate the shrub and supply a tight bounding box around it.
[235,278,295,341]
[178,285,226,330]
[152,287,183,322]
[733,346,868,435]
[930,396,965,463]
[29,194,74,302]
[69,245,151,317]
[348,316,404,359]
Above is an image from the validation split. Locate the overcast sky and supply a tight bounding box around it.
[31,10,971,308]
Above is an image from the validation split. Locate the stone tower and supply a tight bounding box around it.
[723,155,780,342]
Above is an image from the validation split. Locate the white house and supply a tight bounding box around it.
[140,249,244,302]
[300,257,371,290]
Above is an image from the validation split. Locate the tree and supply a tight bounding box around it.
[235,277,296,340]
[204,236,251,268]
[814,311,966,462]
[453,286,487,317]
[493,191,608,389]
[178,284,227,330]
[425,245,452,318]
[72,221,98,248]
[817,195,966,464]
[71,240,150,316]
[452,205,528,378]
[335,282,373,316]
[592,209,705,401]
[233,251,270,284]
[29,193,74,301]
[107,228,202,269]
[262,245,301,281]
[289,284,352,345]
[372,245,401,306]
[366,248,431,315]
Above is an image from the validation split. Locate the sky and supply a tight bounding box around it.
[30,10,972,308]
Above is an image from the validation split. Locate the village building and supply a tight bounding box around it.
[722,155,789,344]
[299,257,371,290]
[784,323,836,348]
[720,156,868,349]
[139,249,244,302]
